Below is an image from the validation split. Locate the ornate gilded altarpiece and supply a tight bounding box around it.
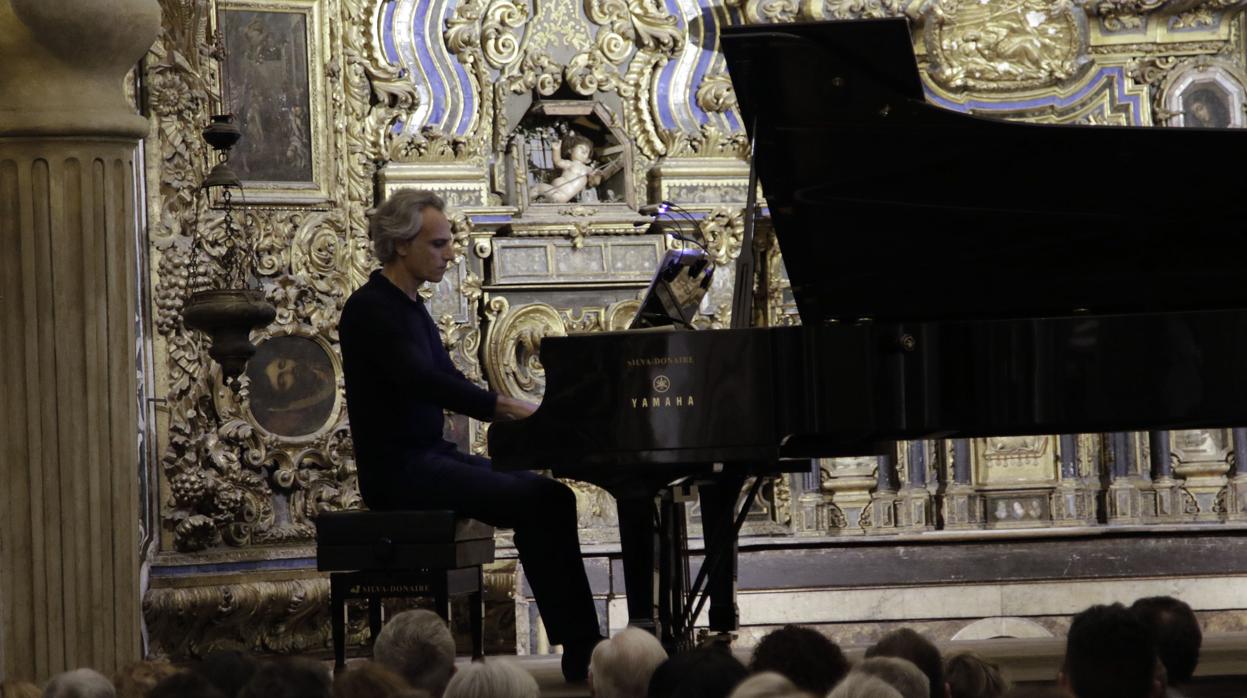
[139,0,1247,658]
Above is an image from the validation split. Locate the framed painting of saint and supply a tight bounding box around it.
[1161,58,1247,129]
[217,0,333,204]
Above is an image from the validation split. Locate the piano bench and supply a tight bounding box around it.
[314,509,495,669]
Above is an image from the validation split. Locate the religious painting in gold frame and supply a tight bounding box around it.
[215,0,333,205]
[243,333,342,441]
[1160,58,1247,129]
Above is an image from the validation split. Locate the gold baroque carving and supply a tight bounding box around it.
[924,0,1087,91]
[606,299,642,330]
[390,128,483,163]
[662,124,750,159]
[699,206,745,266]
[695,72,737,113]
[813,0,910,20]
[145,579,335,657]
[503,50,564,96]
[447,0,529,70]
[1172,0,1247,30]
[621,52,668,159]
[528,0,593,54]
[483,298,568,402]
[1085,0,1166,32]
[1128,55,1181,89]
[745,0,802,23]
[584,0,683,53]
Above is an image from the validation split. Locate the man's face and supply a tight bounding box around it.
[396,208,454,284]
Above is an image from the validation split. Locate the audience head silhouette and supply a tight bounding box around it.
[1131,595,1201,686]
[588,627,668,698]
[830,672,905,698]
[648,646,749,698]
[373,610,458,697]
[442,658,538,698]
[42,669,115,698]
[944,651,1008,698]
[1060,603,1157,698]
[865,628,947,698]
[237,658,331,698]
[750,624,849,695]
[855,657,930,698]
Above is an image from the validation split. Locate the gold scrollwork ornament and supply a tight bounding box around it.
[484,298,568,402]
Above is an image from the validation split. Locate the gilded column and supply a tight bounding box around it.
[1227,428,1247,520]
[941,439,983,529]
[895,441,934,532]
[1105,432,1145,524]
[0,0,160,681]
[1147,431,1182,521]
[1051,434,1095,526]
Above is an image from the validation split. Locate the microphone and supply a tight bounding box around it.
[641,201,712,261]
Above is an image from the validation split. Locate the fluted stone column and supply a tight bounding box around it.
[0,0,160,681]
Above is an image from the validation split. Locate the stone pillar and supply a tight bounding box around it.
[0,0,160,681]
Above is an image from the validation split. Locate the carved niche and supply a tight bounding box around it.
[504,98,636,211]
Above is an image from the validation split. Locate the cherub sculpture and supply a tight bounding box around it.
[533,133,601,204]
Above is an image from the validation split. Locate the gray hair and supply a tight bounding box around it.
[442,659,537,698]
[726,671,801,698]
[42,669,115,698]
[854,658,930,698]
[373,610,456,696]
[829,672,904,698]
[368,189,446,264]
[589,628,668,698]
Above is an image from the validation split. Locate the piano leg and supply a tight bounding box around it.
[697,475,746,632]
[657,489,691,652]
[616,495,659,636]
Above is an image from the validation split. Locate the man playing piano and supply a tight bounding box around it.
[338,189,604,681]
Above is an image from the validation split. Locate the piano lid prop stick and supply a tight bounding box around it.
[730,120,760,330]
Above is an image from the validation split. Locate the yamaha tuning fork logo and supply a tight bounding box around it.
[631,373,694,409]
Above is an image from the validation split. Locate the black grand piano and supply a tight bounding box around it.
[490,18,1247,650]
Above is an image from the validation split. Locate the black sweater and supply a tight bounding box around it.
[339,271,497,484]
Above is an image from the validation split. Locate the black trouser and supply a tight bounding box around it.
[368,443,601,645]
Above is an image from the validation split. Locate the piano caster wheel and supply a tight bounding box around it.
[696,629,737,649]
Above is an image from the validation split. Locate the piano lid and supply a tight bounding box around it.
[720,19,1247,324]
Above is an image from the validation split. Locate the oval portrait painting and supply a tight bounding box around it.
[245,335,338,438]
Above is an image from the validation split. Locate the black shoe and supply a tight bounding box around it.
[561,635,605,683]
